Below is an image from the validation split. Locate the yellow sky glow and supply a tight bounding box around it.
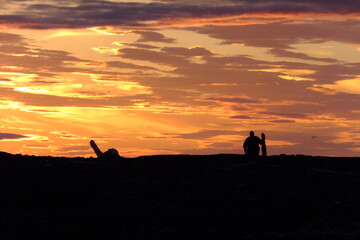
[0,2,359,157]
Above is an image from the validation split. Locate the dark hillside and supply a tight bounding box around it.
[0,152,360,239]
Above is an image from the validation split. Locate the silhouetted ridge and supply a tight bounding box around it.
[0,153,359,239]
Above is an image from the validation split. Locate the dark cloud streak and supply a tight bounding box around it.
[269,48,339,63]
[192,21,360,49]
[0,0,359,29]
[0,133,28,140]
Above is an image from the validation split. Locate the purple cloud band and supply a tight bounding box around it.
[0,133,28,140]
[0,0,358,29]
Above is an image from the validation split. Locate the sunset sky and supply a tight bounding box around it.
[0,0,359,157]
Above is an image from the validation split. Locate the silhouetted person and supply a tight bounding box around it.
[243,131,264,156]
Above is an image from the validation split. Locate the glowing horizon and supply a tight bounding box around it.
[0,0,359,157]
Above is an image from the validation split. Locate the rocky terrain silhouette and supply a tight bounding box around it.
[0,152,360,239]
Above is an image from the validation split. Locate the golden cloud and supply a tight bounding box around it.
[312,77,360,95]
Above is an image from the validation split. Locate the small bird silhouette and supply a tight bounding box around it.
[311,136,316,140]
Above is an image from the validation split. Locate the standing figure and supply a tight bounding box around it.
[243,131,264,156]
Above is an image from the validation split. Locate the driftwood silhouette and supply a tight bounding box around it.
[90,140,122,159]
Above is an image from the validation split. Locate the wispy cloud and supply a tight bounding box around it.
[175,129,244,140]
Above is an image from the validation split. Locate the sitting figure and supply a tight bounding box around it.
[90,140,122,160]
[243,131,265,156]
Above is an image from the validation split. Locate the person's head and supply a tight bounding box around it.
[249,131,254,137]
